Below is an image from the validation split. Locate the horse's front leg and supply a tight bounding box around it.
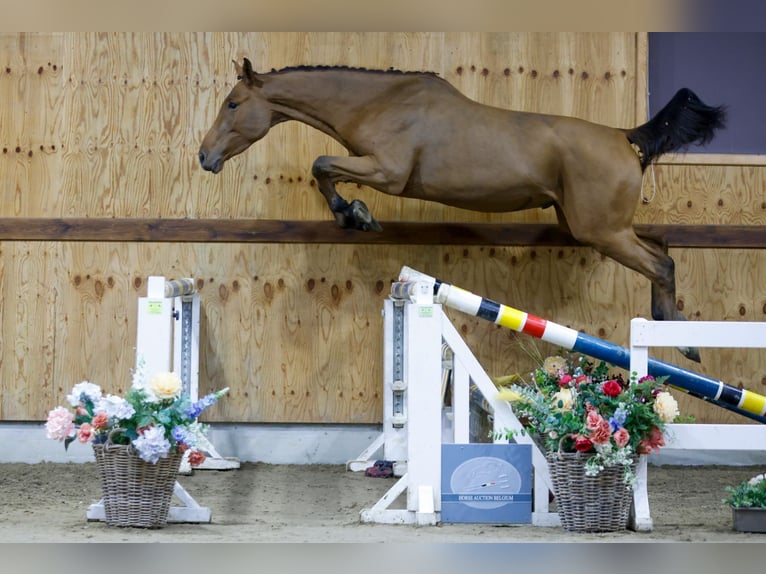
[311,155,391,232]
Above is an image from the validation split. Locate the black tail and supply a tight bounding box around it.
[627,88,726,171]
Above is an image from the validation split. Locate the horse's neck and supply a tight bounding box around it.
[263,70,417,140]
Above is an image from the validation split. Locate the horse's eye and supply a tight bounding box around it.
[228,101,238,110]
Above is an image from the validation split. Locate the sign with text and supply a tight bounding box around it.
[441,443,532,524]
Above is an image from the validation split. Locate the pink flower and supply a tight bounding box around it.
[91,412,109,430]
[586,410,604,431]
[602,380,622,397]
[589,417,612,445]
[613,427,630,448]
[590,422,612,445]
[45,407,75,441]
[77,422,94,443]
[558,374,574,387]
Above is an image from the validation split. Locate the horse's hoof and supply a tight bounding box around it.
[350,199,383,232]
[678,345,701,363]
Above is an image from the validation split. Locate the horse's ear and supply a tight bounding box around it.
[234,57,263,88]
[233,59,244,79]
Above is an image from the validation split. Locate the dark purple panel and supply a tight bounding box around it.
[649,33,766,154]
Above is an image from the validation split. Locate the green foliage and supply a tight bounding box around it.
[724,476,766,508]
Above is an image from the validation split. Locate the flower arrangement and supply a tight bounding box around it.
[497,353,680,486]
[45,360,229,466]
[724,473,766,508]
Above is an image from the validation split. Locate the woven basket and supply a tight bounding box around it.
[547,450,635,532]
[92,429,183,528]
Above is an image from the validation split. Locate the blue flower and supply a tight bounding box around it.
[171,425,192,444]
[185,388,229,419]
[609,406,628,432]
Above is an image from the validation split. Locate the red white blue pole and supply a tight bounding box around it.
[397,266,766,425]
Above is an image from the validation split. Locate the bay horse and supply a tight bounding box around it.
[199,58,726,362]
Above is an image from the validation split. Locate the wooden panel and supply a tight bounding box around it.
[633,164,766,226]
[2,32,764,427]
[0,242,59,419]
[1,239,764,425]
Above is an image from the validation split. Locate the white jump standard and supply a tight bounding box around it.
[358,278,558,526]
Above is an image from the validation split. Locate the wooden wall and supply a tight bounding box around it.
[0,32,763,425]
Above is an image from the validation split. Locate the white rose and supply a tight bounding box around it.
[653,391,679,423]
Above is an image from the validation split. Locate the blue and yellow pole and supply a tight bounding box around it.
[398,266,766,424]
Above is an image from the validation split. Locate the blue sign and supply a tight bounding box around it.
[441,443,532,524]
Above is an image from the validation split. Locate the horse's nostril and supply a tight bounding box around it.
[198,151,206,165]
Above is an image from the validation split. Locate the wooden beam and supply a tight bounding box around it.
[0,218,763,248]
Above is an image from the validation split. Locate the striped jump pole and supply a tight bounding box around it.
[397,266,766,425]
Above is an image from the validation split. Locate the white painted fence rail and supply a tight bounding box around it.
[629,317,766,530]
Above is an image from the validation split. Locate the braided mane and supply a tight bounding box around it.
[268,65,439,78]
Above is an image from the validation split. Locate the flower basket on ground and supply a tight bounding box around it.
[724,473,766,533]
[45,362,229,528]
[546,446,637,532]
[92,428,184,528]
[497,353,680,532]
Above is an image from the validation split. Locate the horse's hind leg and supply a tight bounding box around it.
[557,203,700,362]
[633,229,676,317]
[311,155,389,232]
[592,228,700,363]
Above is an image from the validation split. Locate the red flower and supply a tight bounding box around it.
[188,450,206,467]
[574,435,593,452]
[602,379,622,397]
[575,375,589,387]
[177,443,189,454]
[558,374,574,387]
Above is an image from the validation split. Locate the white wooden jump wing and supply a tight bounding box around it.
[357,284,559,527]
[629,317,766,531]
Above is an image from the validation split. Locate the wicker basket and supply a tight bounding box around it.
[547,450,635,532]
[92,430,183,528]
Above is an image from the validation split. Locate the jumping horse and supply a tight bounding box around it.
[199,58,726,362]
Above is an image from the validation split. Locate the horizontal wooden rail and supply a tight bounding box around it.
[0,218,763,248]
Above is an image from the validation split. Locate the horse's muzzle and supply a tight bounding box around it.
[198,150,223,174]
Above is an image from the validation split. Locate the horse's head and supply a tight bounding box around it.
[198,58,271,174]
